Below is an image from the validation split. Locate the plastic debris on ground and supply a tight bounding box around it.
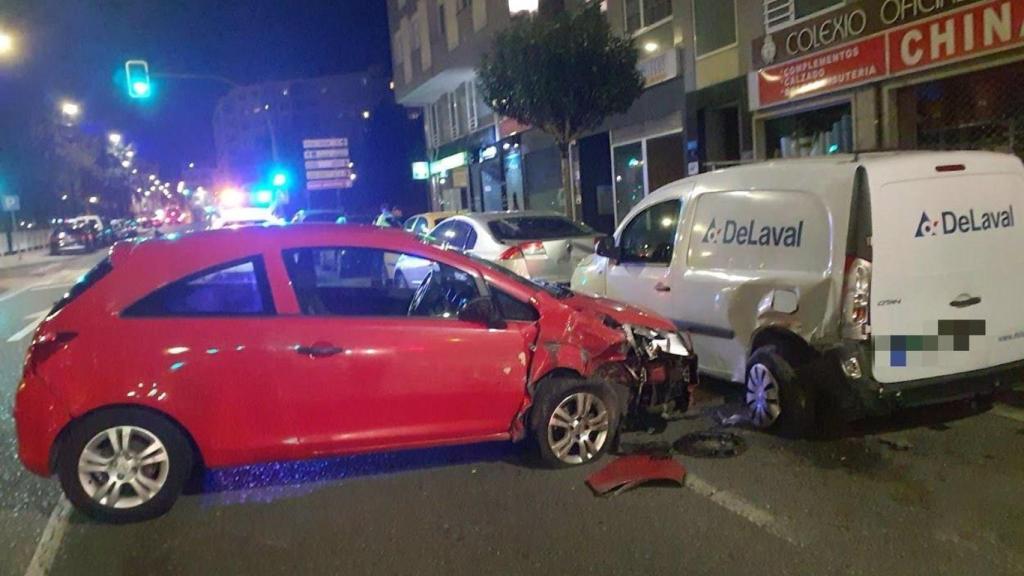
[673,430,747,459]
[585,454,686,497]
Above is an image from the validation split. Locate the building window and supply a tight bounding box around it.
[508,0,538,14]
[447,91,461,139]
[794,0,843,19]
[764,103,852,159]
[411,16,421,50]
[438,0,447,38]
[624,0,672,34]
[764,0,843,31]
[613,142,645,222]
[693,0,736,57]
[427,102,441,147]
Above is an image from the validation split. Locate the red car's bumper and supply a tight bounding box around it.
[14,375,70,477]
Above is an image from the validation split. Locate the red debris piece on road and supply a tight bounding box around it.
[585,455,686,496]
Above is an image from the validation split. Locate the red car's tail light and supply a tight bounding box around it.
[24,331,77,376]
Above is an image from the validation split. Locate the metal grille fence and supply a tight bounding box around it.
[900,60,1024,161]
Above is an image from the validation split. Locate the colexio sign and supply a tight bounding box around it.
[751,0,1024,108]
[753,0,988,69]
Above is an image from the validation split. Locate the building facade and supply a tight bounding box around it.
[388,0,567,218]
[212,73,398,214]
[748,0,1024,164]
[390,0,1024,233]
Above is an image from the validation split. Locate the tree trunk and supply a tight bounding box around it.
[558,143,575,221]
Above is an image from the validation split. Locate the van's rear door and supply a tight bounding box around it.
[868,154,1024,384]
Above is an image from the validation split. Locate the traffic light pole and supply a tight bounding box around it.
[153,72,280,162]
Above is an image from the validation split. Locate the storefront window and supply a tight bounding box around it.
[613,142,645,223]
[693,0,735,57]
[645,133,685,193]
[898,61,1024,160]
[764,103,852,159]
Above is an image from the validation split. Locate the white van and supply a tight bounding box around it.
[572,152,1024,435]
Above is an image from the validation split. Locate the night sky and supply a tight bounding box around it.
[0,0,391,212]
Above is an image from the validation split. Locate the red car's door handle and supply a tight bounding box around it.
[654,282,671,292]
[296,343,345,358]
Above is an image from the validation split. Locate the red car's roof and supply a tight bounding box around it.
[115,224,427,264]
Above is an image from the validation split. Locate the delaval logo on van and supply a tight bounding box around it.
[702,218,804,247]
[914,206,1015,238]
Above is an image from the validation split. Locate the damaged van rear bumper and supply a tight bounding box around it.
[822,343,1023,418]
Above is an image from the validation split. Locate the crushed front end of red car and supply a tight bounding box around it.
[512,292,698,440]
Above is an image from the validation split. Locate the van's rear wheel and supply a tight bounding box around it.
[57,408,192,523]
[746,347,815,437]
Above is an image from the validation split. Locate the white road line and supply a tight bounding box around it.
[991,404,1024,423]
[7,310,49,343]
[0,285,34,303]
[685,473,801,547]
[24,496,72,576]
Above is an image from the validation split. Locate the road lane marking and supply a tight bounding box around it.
[0,285,34,303]
[685,473,801,547]
[991,404,1024,423]
[7,310,49,343]
[24,496,72,576]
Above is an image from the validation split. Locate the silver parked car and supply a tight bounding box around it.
[403,211,602,286]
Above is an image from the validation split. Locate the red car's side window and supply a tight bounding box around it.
[282,247,480,318]
[122,257,276,317]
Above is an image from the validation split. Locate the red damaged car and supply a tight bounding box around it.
[15,225,696,522]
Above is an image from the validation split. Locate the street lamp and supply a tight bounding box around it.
[88,196,99,204]
[108,132,122,145]
[60,100,81,118]
[0,30,15,57]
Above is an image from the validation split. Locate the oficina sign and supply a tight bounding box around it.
[750,0,1024,109]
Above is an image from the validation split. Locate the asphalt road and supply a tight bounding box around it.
[1,247,1023,576]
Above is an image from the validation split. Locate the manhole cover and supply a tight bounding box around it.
[673,431,747,458]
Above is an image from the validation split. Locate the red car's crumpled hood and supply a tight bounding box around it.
[560,294,676,332]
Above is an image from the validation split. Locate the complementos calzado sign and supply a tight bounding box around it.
[751,0,1024,109]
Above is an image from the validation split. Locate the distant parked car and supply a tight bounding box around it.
[69,215,114,247]
[49,222,97,255]
[403,211,457,238]
[419,211,602,285]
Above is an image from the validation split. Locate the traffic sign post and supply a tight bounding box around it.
[302,137,352,209]
[2,195,19,256]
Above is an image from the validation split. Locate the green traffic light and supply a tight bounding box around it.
[125,60,152,99]
[272,172,288,187]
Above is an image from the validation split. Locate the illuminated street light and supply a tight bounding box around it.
[0,30,16,57]
[362,110,371,120]
[60,101,81,118]
[148,174,156,181]
[121,160,131,168]
[108,132,123,145]
[88,196,99,204]
[60,194,69,201]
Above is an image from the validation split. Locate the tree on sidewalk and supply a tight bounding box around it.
[477,2,643,219]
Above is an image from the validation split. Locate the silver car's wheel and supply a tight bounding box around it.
[546,392,610,465]
[78,426,170,510]
[746,363,782,429]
